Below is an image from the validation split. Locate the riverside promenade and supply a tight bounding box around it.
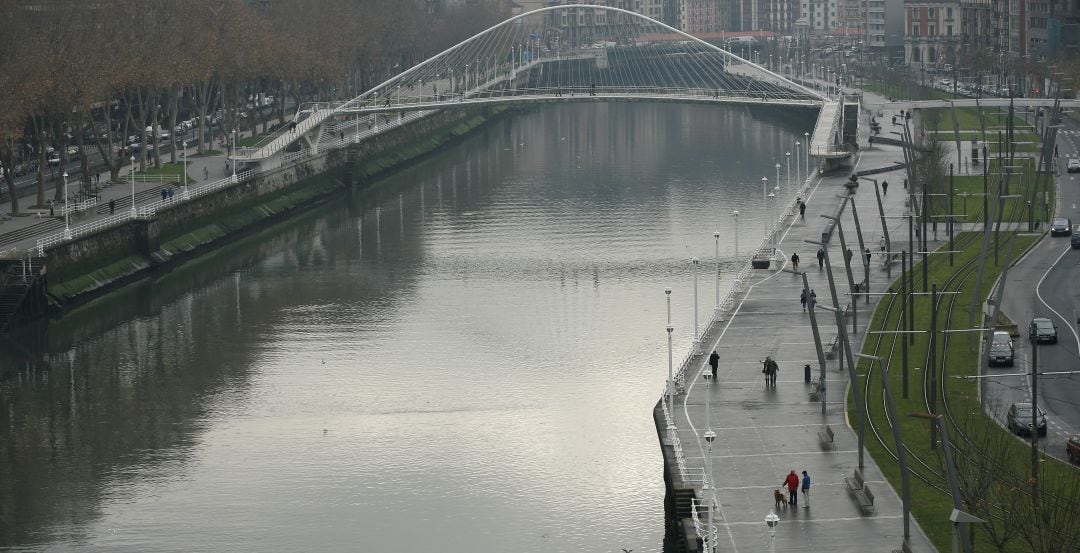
[659,100,941,553]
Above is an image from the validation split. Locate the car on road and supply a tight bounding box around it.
[1006,402,1047,436]
[1067,158,1080,173]
[47,155,61,167]
[988,331,1014,367]
[1072,233,1080,249]
[1050,217,1072,236]
[1068,436,1080,463]
[1028,317,1057,344]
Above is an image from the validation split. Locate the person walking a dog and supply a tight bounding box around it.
[783,470,800,507]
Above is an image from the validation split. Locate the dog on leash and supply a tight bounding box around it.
[773,489,788,509]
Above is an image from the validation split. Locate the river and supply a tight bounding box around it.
[0,102,811,552]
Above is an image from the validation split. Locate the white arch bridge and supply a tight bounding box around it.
[231,5,850,168]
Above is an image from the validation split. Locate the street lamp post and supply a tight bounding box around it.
[765,512,780,553]
[785,151,792,192]
[714,231,721,316]
[804,132,810,175]
[692,257,701,355]
[666,289,673,411]
[130,155,136,218]
[230,130,237,181]
[181,150,188,199]
[732,210,740,260]
[62,171,71,239]
[761,176,769,242]
[795,142,801,187]
[770,187,780,248]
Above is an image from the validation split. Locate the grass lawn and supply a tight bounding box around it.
[923,107,1030,133]
[944,158,1052,223]
[134,162,192,184]
[850,231,1072,552]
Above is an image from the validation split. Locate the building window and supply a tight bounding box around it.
[947,7,953,18]
[947,25,953,36]
[929,25,935,35]
[913,24,920,37]
[928,8,934,18]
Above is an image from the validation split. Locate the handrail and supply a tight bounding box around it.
[37,170,257,254]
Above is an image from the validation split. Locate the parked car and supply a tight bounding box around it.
[1072,232,1080,249]
[1050,217,1072,236]
[1068,435,1080,463]
[988,331,1014,367]
[1067,158,1080,173]
[1006,402,1047,436]
[47,155,61,167]
[1028,317,1057,344]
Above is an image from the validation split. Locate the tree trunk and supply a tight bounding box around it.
[73,111,91,197]
[1,143,18,215]
[32,116,45,208]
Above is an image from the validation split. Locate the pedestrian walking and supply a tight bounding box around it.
[783,470,800,507]
[881,180,888,195]
[800,289,807,311]
[798,200,806,219]
[203,166,209,181]
[864,247,872,266]
[109,199,115,214]
[708,350,719,380]
[801,470,811,507]
[810,289,817,306]
[161,188,168,201]
[790,252,800,271]
[844,247,853,265]
[762,356,779,387]
[816,248,824,268]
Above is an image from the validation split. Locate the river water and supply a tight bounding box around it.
[0,103,810,552]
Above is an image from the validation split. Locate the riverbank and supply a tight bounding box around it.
[39,106,514,316]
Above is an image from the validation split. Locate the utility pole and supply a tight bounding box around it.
[929,283,938,450]
[901,250,909,398]
[1031,332,1040,506]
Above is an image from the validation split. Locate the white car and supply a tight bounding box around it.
[1067,158,1080,173]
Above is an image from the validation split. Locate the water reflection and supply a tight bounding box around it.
[0,102,811,552]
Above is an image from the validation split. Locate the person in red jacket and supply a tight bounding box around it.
[783,470,800,507]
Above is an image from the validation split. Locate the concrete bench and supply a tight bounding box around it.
[844,468,875,514]
[817,424,834,449]
[855,484,875,514]
[844,467,865,492]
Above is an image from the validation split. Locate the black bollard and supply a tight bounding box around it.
[804,364,812,383]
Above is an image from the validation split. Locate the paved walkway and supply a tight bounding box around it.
[0,144,235,256]
[666,95,943,552]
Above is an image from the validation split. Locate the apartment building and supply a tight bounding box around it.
[681,0,720,32]
[903,0,961,66]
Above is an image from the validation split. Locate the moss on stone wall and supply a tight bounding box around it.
[46,107,509,308]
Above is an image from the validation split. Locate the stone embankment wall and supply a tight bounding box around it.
[43,106,510,310]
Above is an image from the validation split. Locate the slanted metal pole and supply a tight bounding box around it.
[930,283,938,450]
[870,178,891,278]
[901,251,909,399]
[1030,330,1040,507]
[949,164,955,266]
[834,220,858,335]
[858,353,910,542]
[794,269,828,414]
[937,417,974,553]
[847,191,870,304]
[815,241,864,468]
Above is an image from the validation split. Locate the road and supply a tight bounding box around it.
[992,110,1080,464]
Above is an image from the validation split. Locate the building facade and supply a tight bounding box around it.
[903,0,961,66]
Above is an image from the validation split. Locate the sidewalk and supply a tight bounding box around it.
[0,142,236,256]
[666,110,940,552]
